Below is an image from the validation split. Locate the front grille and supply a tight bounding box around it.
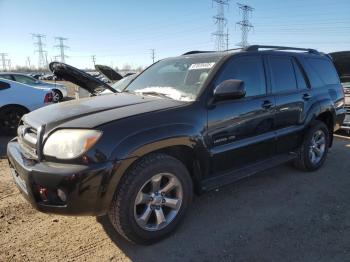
[345,106,350,114]
[17,122,40,159]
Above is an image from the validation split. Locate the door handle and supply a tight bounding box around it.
[303,93,312,100]
[262,100,273,109]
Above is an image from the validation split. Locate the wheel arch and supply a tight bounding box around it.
[0,104,30,113]
[315,110,334,147]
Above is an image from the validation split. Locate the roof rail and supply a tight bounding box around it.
[244,45,319,54]
[182,50,214,55]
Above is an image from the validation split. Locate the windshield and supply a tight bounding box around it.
[125,56,221,101]
[111,74,137,92]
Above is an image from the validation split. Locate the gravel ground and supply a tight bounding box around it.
[1,135,350,262]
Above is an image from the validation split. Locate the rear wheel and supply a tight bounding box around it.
[0,106,28,136]
[108,153,193,244]
[294,120,329,171]
[52,90,63,102]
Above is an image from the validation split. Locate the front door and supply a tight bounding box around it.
[206,54,276,175]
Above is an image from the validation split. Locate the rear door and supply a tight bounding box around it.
[206,54,276,174]
[268,55,310,153]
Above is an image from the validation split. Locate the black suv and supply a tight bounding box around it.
[7,45,346,244]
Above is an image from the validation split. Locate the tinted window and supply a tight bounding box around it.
[0,81,10,90]
[0,74,13,80]
[13,75,37,85]
[307,58,339,85]
[270,56,297,93]
[215,56,266,97]
[293,60,308,89]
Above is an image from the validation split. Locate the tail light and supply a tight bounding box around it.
[44,92,53,103]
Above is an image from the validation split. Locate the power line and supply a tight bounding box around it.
[150,49,155,63]
[32,33,47,69]
[54,37,69,63]
[212,0,229,51]
[0,53,9,71]
[236,3,254,48]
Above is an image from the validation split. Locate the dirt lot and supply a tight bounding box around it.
[1,135,350,261]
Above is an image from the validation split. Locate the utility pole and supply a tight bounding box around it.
[54,37,69,63]
[7,59,11,71]
[226,28,229,50]
[212,0,229,51]
[32,34,47,69]
[236,3,254,48]
[0,53,9,71]
[91,55,96,67]
[26,57,31,69]
[150,49,155,63]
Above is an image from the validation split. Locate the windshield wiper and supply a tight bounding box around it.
[138,91,172,99]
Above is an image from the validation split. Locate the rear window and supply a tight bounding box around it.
[306,58,339,85]
[269,56,297,93]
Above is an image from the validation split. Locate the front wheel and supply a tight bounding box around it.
[294,120,329,171]
[0,106,27,136]
[108,153,193,244]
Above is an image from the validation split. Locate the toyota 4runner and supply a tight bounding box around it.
[7,45,346,244]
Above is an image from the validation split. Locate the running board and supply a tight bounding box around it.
[201,153,297,191]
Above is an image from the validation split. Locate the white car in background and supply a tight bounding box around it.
[0,78,53,136]
[0,72,68,102]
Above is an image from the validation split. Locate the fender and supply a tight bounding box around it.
[95,123,207,213]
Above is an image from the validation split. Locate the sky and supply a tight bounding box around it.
[0,0,349,70]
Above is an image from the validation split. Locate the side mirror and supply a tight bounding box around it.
[213,79,246,100]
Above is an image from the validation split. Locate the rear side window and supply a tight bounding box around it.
[215,55,266,97]
[269,56,297,93]
[293,60,308,89]
[0,74,13,80]
[306,58,339,85]
[0,81,10,90]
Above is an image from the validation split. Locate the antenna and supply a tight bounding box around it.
[236,3,254,48]
[212,0,229,51]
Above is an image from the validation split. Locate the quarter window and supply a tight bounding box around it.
[306,58,339,85]
[293,60,308,89]
[215,56,266,97]
[269,56,297,93]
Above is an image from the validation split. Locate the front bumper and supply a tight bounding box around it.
[7,140,114,216]
[341,114,350,130]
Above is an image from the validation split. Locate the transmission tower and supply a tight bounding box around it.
[91,55,96,67]
[236,3,254,48]
[0,53,9,71]
[212,0,229,51]
[32,34,47,69]
[54,37,69,63]
[150,49,155,63]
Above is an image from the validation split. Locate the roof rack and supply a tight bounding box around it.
[182,51,214,55]
[244,45,319,55]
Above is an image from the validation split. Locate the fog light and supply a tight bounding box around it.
[38,187,48,202]
[57,189,67,202]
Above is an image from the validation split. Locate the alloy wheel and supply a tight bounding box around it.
[308,129,326,164]
[134,173,183,231]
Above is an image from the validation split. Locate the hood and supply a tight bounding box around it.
[329,51,350,83]
[49,62,117,95]
[23,93,185,132]
[95,64,123,81]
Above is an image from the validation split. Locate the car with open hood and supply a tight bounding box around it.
[7,45,346,244]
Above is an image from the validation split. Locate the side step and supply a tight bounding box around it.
[201,153,296,191]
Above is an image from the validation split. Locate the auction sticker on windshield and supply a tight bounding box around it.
[189,62,215,70]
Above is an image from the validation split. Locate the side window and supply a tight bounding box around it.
[13,75,36,85]
[306,58,339,85]
[293,60,308,89]
[0,74,13,80]
[0,81,11,90]
[215,56,266,97]
[269,56,297,93]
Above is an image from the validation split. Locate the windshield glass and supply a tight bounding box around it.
[125,56,221,101]
[111,74,137,92]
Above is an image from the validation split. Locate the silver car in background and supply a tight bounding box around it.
[0,72,67,102]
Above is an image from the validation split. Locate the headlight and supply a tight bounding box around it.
[43,129,102,159]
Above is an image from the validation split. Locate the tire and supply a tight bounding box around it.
[52,90,63,102]
[294,120,330,171]
[0,106,28,136]
[108,153,193,244]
